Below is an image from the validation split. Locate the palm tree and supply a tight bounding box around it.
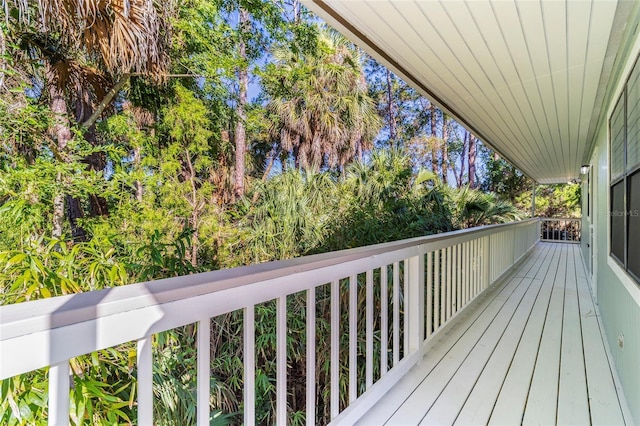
[444,185,524,229]
[264,28,381,171]
[4,0,174,238]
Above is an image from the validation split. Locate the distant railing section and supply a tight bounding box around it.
[0,219,540,425]
[540,218,581,243]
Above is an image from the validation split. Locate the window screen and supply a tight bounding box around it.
[611,180,625,264]
[628,171,640,279]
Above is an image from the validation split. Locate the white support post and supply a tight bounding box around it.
[48,360,69,426]
[306,288,316,425]
[244,306,255,426]
[380,267,389,375]
[392,262,400,366]
[532,182,536,218]
[348,275,357,403]
[197,319,210,426]
[277,296,287,425]
[330,280,340,420]
[365,270,374,389]
[137,336,153,425]
[407,254,425,354]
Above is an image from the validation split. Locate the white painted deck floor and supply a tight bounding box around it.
[357,243,632,425]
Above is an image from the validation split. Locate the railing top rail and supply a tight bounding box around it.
[539,217,581,221]
[0,219,539,379]
[1,219,537,338]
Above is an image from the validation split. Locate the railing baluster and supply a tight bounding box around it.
[471,239,476,298]
[439,249,445,325]
[380,266,388,375]
[403,261,409,358]
[277,296,287,424]
[306,288,316,425]
[426,252,433,338]
[137,336,153,425]
[330,280,339,420]
[434,250,440,330]
[446,246,452,320]
[488,235,493,283]
[480,238,484,294]
[483,236,490,289]
[197,319,210,426]
[244,306,255,426]
[540,218,581,243]
[456,245,462,313]
[407,255,425,353]
[48,360,69,426]
[349,275,358,403]
[462,242,467,305]
[366,270,374,389]
[393,262,400,366]
[496,233,501,281]
[477,238,482,293]
[496,233,500,276]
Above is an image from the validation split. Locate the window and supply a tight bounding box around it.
[609,55,640,285]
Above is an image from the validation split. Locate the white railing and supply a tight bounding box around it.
[540,218,581,243]
[0,219,540,425]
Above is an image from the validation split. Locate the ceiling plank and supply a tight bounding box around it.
[305,0,626,183]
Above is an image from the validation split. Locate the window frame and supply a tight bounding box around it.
[609,56,640,287]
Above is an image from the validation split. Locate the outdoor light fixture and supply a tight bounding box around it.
[580,164,591,175]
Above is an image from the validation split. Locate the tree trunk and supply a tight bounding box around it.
[234,8,250,200]
[386,68,397,147]
[468,134,477,189]
[429,104,439,176]
[185,149,200,267]
[48,64,72,240]
[76,84,109,216]
[292,0,300,22]
[457,131,468,188]
[52,174,65,240]
[134,146,143,202]
[441,115,449,183]
[81,73,130,129]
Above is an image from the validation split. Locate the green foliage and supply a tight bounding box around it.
[0,97,51,166]
[153,327,236,426]
[516,183,581,218]
[0,371,48,425]
[237,170,339,263]
[0,238,128,303]
[481,153,531,202]
[0,0,531,423]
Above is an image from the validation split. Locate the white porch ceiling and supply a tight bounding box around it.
[305,0,633,183]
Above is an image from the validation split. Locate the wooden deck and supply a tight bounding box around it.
[356,243,632,425]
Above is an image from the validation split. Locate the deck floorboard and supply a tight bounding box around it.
[354,243,630,426]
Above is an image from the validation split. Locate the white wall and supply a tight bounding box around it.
[585,27,640,422]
